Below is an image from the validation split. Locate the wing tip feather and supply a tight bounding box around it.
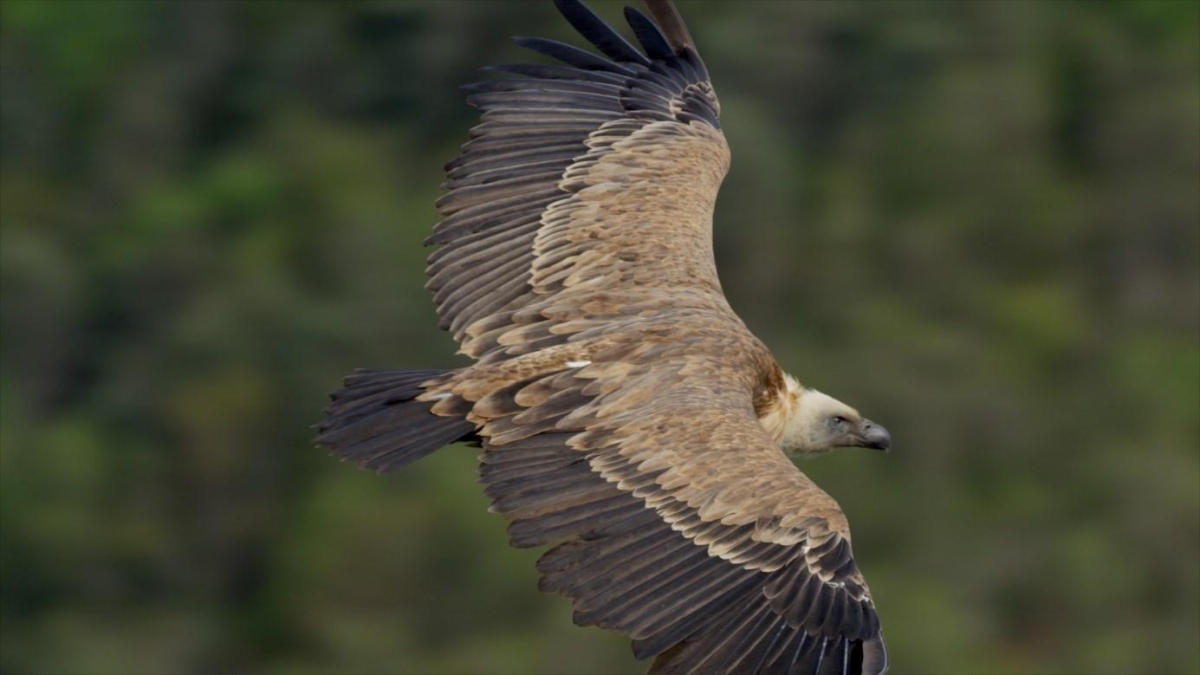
[642,0,695,55]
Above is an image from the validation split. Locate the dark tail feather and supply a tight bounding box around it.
[316,368,476,473]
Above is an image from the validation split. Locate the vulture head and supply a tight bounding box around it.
[761,374,891,455]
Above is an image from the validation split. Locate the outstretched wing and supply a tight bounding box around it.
[424,1,889,672]
[426,0,730,360]
[462,332,889,675]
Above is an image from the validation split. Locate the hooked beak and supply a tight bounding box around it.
[853,419,891,452]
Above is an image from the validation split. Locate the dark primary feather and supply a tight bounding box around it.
[512,36,636,74]
[643,0,698,55]
[553,0,651,66]
[624,6,676,61]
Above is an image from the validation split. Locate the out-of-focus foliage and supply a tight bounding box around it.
[1,0,1197,673]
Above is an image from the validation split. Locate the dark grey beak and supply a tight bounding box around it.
[857,419,891,452]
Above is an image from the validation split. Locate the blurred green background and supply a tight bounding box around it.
[1,0,1197,673]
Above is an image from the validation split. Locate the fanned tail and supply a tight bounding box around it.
[316,369,476,473]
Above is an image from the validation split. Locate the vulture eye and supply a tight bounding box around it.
[830,415,848,429]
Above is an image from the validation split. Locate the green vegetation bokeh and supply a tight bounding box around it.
[1,1,1197,673]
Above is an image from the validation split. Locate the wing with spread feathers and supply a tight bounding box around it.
[449,311,891,674]
[426,0,731,361]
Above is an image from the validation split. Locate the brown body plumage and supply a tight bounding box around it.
[317,1,891,673]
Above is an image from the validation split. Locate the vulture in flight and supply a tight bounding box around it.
[318,1,892,673]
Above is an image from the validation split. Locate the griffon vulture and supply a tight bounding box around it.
[317,1,892,672]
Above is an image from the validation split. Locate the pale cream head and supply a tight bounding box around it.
[759,374,891,455]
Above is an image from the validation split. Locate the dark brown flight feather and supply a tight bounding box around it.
[643,0,696,55]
